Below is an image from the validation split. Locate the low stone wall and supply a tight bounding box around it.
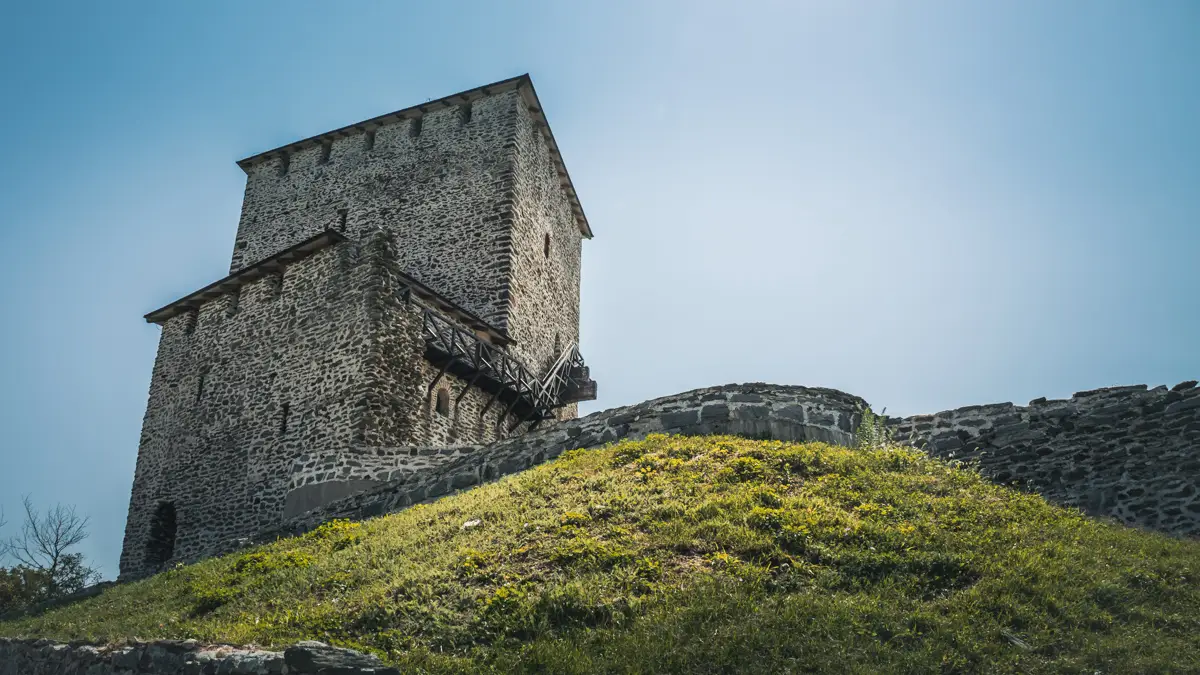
[0,638,398,675]
[288,446,481,491]
[887,381,1200,536]
[253,383,866,542]
[284,446,480,518]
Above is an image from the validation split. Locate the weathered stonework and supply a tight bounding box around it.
[887,381,1200,536]
[120,73,1196,592]
[0,638,398,675]
[208,383,867,556]
[120,76,595,580]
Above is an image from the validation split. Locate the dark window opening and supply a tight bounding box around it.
[459,102,472,125]
[318,141,332,164]
[543,233,551,259]
[183,309,198,335]
[280,402,291,436]
[410,116,423,138]
[225,288,240,316]
[269,270,284,297]
[435,388,450,416]
[277,152,290,176]
[145,502,177,567]
[196,369,207,403]
[235,240,247,250]
[364,130,376,151]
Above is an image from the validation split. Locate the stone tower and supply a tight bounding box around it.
[119,75,596,579]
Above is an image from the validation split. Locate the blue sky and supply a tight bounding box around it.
[1,1,1196,579]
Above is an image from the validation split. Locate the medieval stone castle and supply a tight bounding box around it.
[120,75,597,579]
[120,75,1199,581]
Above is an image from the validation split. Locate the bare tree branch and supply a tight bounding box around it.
[3,495,97,597]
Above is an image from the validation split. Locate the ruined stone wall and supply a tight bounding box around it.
[0,638,398,675]
[887,381,1200,536]
[231,90,522,331]
[254,383,866,544]
[120,241,376,579]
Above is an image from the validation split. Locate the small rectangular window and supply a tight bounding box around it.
[364,129,376,151]
[182,309,198,335]
[225,288,240,316]
[410,116,423,138]
[269,270,284,298]
[280,402,290,436]
[318,141,332,164]
[277,152,290,176]
[459,102,472,125]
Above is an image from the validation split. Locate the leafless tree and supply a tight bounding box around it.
[3,496,99,597]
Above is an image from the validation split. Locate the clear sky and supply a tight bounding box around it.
[1,1,1197,579]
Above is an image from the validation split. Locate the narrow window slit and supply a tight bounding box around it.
[269,270,284,297]
[435,388,450,417]
[409,116,423,138]
[318,141,332,164]
[459,102,472,125]
[364,130,376,151]
[225,288,241,316]
[280,403,290,436]
[183,309,198,335]
[337,208,348,231]
[543,233,551,259]
[277,152,290,176]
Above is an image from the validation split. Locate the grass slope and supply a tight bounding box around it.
[3,435,1198,674]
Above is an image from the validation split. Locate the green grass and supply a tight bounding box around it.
[3,435,1198,674]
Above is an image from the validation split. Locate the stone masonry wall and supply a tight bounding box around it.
[354,231,534,450]
[229,81,586,381]
[232,90,521,330]
[120,241,375,579]
[242,383,866,548]
[887,381,1200,536]
[503,94,585,379]
[122,234,540,580]
[0,638,398,675]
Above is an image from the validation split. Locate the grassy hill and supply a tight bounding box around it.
[2,435,1198,674]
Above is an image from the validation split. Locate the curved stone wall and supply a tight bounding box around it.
[232,383,866,548]
[887,381,1200,536]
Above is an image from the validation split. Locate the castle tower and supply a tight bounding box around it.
[119,75,596,579]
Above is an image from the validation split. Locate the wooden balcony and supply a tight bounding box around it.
[421,308,597,429]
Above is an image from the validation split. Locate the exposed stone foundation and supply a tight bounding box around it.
[0,638,397,675]
[887,381,1200,536]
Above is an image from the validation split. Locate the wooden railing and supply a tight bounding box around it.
[422,307,596,430]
